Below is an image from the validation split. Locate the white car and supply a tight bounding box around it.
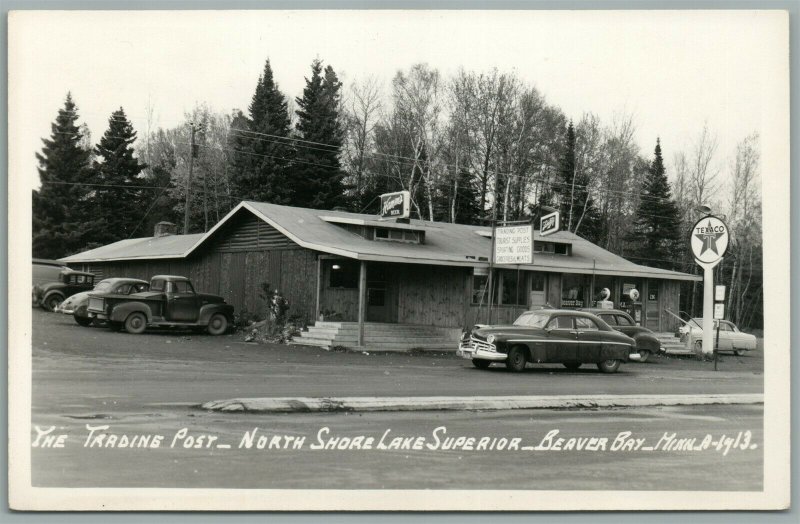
[678,318,757,355]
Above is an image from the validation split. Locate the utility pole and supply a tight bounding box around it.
[183,122,204,235]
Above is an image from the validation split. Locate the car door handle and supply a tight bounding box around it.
[570,331,579,335]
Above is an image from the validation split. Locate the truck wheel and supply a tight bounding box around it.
[472,359,491,370]
[124,312,147,334]
[207,313,228,335]
[506,346,527,372]
[43,294,63,312]
[597,359,621,373]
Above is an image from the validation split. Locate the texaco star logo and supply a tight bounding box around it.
[694,220,725,255]
[690,216,729,265]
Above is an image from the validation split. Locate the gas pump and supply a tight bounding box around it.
[621,288,643,325]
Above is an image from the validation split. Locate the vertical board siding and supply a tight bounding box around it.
[396,265,470,328]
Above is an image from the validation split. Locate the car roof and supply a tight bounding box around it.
[150,275,190,281]
[60,269,95,277]
[579,308,630,316]
[100,277,149,285]
[523,309,604,318]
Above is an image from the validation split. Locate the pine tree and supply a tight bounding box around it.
[556,121,577,228]
[91,108,147,243]
[293,59,347,209]
[452,168,481,224]
[553,121,604,241]
[32,93,96,258]
[229,60,294,204]
[629,139,682,268]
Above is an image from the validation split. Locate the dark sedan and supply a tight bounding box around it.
[456,309,638,373]
[579,308,662,363]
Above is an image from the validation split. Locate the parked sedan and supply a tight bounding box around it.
[457,309,638,373]
[679,318,757,355]
[56,278,149,326]
[32,269,95,312]
[580,308,662,363]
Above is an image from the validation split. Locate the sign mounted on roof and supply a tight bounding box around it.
[690,215,729,266]
[494,225,533,265]
[379,191,411,219]
[539,211,560,237]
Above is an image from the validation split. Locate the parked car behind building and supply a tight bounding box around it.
[57,278,149,326]
[32,269,95,312]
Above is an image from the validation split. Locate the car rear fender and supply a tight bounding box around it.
[632,333,661,352]
[109,302,153,323]
[197,304,234,325]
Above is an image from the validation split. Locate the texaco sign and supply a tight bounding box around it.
[690,215,729,265]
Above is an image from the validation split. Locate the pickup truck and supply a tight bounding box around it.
[87,275,234,335]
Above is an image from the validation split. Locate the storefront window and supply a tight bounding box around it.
[471,275,498,305]
[500,270,526,306]
[561,274,586,308]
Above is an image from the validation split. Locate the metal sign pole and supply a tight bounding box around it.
[702,264,715,357]
[714,320,721,371]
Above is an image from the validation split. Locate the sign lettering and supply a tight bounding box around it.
[379,191,411,219]
[494,225,533,265]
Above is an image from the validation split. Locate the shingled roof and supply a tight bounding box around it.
[61,201,700,281]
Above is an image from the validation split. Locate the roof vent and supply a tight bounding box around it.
[154,221,177,238]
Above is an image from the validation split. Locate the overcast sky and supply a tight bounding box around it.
[10,10,782,194]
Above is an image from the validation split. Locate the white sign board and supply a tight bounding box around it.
[540,211,560,237]
[690,215,729,265]
[379,190,411,219]
[715,285,726,302]
[494,225,532,264]
[714,303,725,320]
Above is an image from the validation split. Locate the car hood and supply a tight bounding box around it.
[472,326,546,339]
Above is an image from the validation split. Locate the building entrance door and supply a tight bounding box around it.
[529,272,547,307]
[366,263,398,323]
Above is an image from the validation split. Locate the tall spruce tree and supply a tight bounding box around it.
[32,93,96,258]
[554,121,604,242]
[229,60,294,204]
[92,108,147,243]
[556,121,577,227]
[629,139,682,268]
[293,59,347,209]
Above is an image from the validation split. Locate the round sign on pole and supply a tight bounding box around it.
[690,215,729,265]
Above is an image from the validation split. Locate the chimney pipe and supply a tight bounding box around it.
[154,221,177,238]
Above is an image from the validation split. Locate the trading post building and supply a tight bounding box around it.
[61,201,700,346]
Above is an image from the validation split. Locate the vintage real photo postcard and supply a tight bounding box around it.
[7,9,790,511]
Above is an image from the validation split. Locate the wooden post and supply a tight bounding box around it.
[315,257,323,322]
[357,261,367,347]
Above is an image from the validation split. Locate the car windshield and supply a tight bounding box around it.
[94,281,112,292]
[513,312,550,328]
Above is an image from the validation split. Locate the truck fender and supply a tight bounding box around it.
[197,304,234,325]
[109,302,153,323]
[42,290,65,304]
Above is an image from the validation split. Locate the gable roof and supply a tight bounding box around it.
[61,201,700,281]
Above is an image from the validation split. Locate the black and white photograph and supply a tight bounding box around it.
[8,9,790,511]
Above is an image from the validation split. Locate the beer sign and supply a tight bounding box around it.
[540,211,560,237]
[379,191,411,219]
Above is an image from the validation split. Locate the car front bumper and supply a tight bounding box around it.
[456,342,508,361]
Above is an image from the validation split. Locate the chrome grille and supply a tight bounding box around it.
[470,337,496,352]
